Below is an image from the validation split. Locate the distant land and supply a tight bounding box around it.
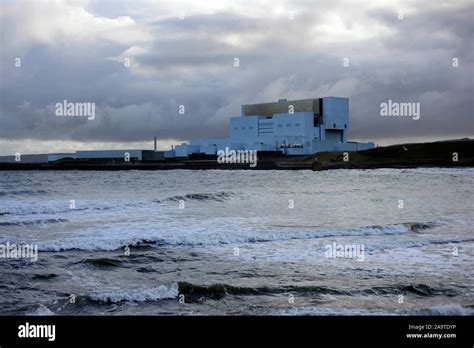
[0,139,473,171]
[308,138,474,170]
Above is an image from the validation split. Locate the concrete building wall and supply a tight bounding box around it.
[312,139,339,153]
[141,150,156,161]
[272,112,311,138]
[229,116,259,143]
[216,142,246,152]
[164,150,175,158]
[322,97,349,132]
[200,145,217,155]
[174,144,201,157]
[229,112,316,153]
[244,143,274,151]
[153,151,166,160]
[288,148,307,156]
[333,142,358,152]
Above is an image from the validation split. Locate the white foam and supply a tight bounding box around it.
[278,307,394,316]
[31,304,56,316]
[0,199,147,220]
[37,223,417,251]
[421,304,474,316]
[89,284,178,303]
[368,236,474,253]
[278,304,474,316]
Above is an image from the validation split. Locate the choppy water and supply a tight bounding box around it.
[0,168,473,315]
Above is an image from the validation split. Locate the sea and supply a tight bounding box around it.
[0,168,473,315]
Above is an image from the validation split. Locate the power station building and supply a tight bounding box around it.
[172,97,374,157]
[38,96,375,163]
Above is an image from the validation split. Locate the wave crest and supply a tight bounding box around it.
[88,284,178,303]
[36,222,439,252]
[154,191,233,203]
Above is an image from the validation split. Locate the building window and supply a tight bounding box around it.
[277,124,282,128]
[242,127,246,130]
[333,123,336,128]
[234,127,238,131]
[249,126,253,129]
[286,124,291,127]
[295,123,300,127]
[344,124,347,128]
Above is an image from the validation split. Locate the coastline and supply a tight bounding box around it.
[1,139,473,171]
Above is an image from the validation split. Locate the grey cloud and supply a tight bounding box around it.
[0,0,472,151]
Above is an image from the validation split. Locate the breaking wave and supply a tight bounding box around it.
[39,238,161,252]
[0,200,147,217]
[87,284,178,303]
[31,304,56,316]
[154,191,234,203]
[412,304,474,316]
[0,192,233,218]
[37,222,438,251]
[278,304,474,316]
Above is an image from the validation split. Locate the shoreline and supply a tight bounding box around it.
[1,139,473,171]
[0,162,473,171]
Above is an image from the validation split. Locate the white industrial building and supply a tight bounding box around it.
[171,97,375,158]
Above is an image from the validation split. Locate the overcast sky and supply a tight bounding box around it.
[0,0,473,155]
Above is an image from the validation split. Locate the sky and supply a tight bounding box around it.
[0,0,473,155]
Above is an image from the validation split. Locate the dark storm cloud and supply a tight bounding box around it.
[0,0,472,149]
